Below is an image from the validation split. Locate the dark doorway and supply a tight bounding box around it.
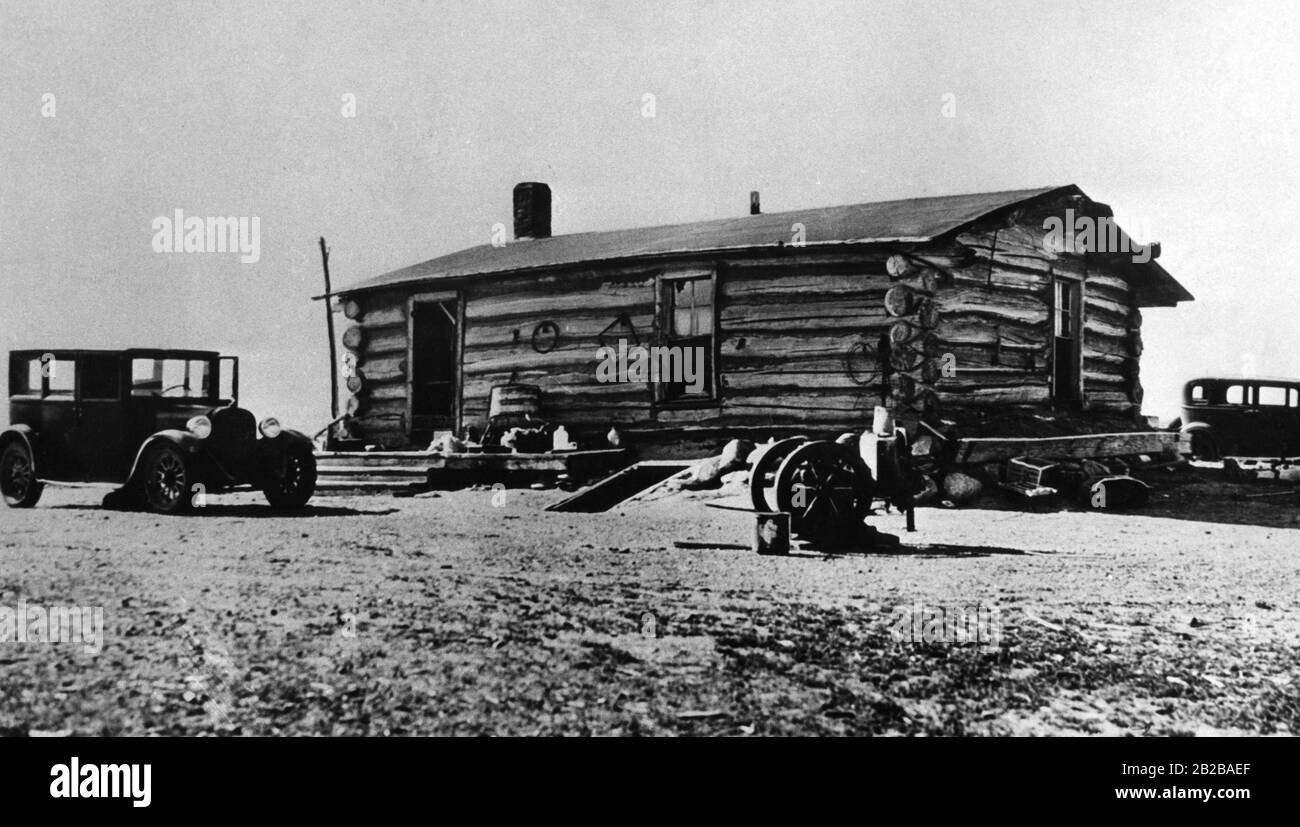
[409,298,458,445]
[1052,278,1081,403]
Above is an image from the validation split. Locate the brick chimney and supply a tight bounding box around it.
[513,182,552,240]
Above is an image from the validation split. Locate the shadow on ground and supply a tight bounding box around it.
[53,504,400,518]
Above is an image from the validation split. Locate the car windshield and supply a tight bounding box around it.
[131,358,212,399]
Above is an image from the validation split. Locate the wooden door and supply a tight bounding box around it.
[408,296,459,444]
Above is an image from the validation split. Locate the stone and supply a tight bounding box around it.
[941,471,983,504]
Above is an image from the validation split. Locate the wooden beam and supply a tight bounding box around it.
[954,431,1177,464]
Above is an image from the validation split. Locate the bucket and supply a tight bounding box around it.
[488,383,541,419]
[754,511,791,556]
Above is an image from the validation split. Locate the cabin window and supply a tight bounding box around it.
[1051,278,1081,402]
[659,274,715,402]
[1258,385,1288,407]
[80,355,120,400]
[1225,384,1245,405]
[1053,281,1075,338]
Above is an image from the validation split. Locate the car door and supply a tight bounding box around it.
[38,354,79,479]
[73,353,132,481]
[1250,383,1298,458]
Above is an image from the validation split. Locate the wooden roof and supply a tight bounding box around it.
[338,184,1191,306]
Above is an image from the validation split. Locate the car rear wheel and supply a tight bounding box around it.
[141,444,193,515]
[264,443,316,510]
[1,442,43,508]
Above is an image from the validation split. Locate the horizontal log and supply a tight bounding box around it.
[723,273,888,299]
[955,431,1175,463]
[720,296,889,326]
[1084,317,1130,340]
[722,371,881,392]
[358,306,407,328]
[935,385,1051,405]
[464,310,655,349]
[466,284,655,322]
[361,327,408,356]
[1083,370,1127,387]
[938,319,1047,347]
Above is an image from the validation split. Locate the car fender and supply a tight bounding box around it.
[257,429,314,455]
[124,430,207,485]
[0,425,40,477]
[281,429,314,453]
[1179,421,1212,435]
[254,429,314,477]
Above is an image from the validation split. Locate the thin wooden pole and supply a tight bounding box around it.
[320,237,339,427]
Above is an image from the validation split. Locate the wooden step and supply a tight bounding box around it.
[317,465,428,478]
[314,452,434,468]
[315,479,426,493]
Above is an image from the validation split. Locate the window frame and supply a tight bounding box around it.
[1256,384,1289,407]
[655,267,718,405]
[129,356,215,400]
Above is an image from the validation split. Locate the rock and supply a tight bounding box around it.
[941,471,983,504]
[719,438,755,467]
[684,439,755,490]
[683,456,726,490]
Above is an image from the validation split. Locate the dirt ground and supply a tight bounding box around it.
[1,465,1297,737]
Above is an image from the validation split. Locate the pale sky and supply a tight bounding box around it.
[3,0,1299,429]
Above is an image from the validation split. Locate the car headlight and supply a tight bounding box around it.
[186,415,213,440]
[258,417,282,439]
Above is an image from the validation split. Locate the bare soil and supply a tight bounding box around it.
[0,466,1297,736]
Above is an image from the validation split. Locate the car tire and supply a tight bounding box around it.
[1,442,43,508]
[140,444,194,515]
[263,443,316,510]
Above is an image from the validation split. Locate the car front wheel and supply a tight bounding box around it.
[263,443,316,510]
[1,442,43,508]
[141,444,193,515]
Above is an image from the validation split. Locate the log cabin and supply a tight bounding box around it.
[328,183,1192,454]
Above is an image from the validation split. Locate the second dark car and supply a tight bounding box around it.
[1177,376,1300,460]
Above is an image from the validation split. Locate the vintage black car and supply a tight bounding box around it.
[1177,376,1300,460]
[2,349,316,514]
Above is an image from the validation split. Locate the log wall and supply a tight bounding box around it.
[341,217,1145,448]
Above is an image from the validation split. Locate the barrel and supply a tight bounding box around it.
[488,383,541,419]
